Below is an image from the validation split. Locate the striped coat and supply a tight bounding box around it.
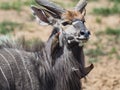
[0,48,41,90]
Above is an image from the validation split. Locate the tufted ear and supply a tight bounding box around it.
[31,6,59,25]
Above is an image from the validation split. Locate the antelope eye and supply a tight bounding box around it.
[62,21,71,26]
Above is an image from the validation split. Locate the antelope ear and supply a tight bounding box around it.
[31,5,58,25]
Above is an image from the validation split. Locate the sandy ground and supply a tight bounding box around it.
[82,59,120,90]
[0,0,120,90]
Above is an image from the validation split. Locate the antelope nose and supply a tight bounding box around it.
[80,30,91,38]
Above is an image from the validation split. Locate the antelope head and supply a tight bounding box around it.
[31,0,90,46]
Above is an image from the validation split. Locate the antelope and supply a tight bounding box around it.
[0,0,93,90]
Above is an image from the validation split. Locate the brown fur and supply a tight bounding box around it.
[62,10,84,21]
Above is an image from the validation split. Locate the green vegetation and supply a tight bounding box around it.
[53,1,71,8]
[85,47,105,57]
[0,1,22,11]
[89,0,99,1]
[109,0,120,3]
[93,8,111,16]
[95,27,120,37]
[117,55,120,60]
[105,27,120,36]
[23,0,37,6]
[88,58,99,63]
[95,31,105,36]
[93,4,120,16]
[109,47,117,54]
[0,0,36,11]
[93,0,120,16]
[96,17,102,23]
[53,0,79,8]
[85,46,103,63]
[0,21,23,35]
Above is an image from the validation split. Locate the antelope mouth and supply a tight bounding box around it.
[76,37,89,41]
[67,35,89,46]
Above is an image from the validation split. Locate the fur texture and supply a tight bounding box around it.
[0,28,93,90]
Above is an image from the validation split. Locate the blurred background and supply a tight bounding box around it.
[0,0,120,90]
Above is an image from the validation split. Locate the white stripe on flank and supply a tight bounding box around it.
[4,48,22,89]
[0,53,14,83]
[0,66,10,90]
[4,48,20,74]
[15,49,33,90]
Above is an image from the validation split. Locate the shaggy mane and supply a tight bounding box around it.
[0,36,44,52]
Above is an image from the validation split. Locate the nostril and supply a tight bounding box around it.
[88,31,91,35]
[80,31,85,35]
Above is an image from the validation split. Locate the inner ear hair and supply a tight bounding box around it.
[44,9,61,19]
[31,5,61,25]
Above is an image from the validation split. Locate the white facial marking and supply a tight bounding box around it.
[72,20,80,25]
[64,26,76,34]
[68,40,71,44]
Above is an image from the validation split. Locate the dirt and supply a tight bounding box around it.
[82,58,120,90]
[0,0,120,90]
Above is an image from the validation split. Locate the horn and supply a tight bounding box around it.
[35,0,65,16]
[75,0,88,12]
[81,64,94,78]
